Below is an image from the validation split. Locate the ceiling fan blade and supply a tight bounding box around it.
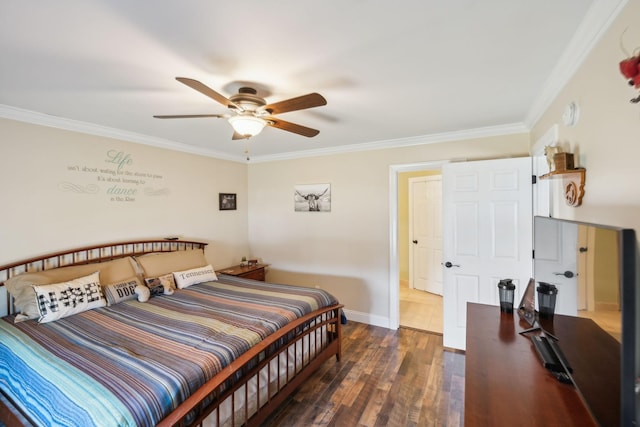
[153,114,227,119]
[266,117,320,137]
[232,131,250,140]
[262,93,326,115]
[175,77,240,110]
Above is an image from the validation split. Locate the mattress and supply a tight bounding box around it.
[0,276,338,427]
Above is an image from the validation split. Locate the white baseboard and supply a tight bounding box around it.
[342,308,393,329]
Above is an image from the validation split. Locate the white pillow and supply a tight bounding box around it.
[33,271,106,323]
[135,285,151,303]
[173,264,218,289]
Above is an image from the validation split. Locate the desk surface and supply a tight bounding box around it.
[465,303,620,426]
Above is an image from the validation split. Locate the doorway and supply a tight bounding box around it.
[389,157,533,345]
[398,168,443,333]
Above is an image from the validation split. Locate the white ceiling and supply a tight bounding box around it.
[0,1,623,162]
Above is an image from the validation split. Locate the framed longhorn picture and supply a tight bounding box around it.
[294,183,331,212]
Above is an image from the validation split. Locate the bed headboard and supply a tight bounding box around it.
[0,239,208,316]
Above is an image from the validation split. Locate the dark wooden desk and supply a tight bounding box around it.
[465,303,620,427]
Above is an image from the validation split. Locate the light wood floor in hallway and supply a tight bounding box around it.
[264,321,465,427]
[399,280,443,334]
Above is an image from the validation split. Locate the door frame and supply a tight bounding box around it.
[389,160,450,329]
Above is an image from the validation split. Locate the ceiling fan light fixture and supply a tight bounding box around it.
[155,78,324,139]
[228,115,266,137]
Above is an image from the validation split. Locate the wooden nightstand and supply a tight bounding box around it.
[216,263,268,281]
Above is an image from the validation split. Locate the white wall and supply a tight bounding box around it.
[531,0,640,231]
[0,118,249,268]
[248,134,529,326]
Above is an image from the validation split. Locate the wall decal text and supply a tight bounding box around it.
[60,150,169,202]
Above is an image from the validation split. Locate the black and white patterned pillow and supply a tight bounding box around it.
[143,273,175,297]
[32,272,106,323]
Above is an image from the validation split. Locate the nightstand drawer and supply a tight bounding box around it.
[239,268,265,281]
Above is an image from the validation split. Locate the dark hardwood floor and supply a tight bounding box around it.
[264,322,465,427]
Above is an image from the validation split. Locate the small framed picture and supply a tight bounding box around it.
[219,193,237,210]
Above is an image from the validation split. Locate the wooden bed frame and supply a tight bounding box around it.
[0,240,343,427]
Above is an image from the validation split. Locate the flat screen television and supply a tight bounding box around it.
[533,216,638,426]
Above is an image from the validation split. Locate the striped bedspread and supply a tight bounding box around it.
[0,276,338,427]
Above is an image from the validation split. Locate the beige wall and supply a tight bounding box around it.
[593,227,620,306]
[7,0,636,327]
[398,170,441,283]
[0,115,528,327]
[530,0,640,232]
[0,118,249,268]
[248,134,528,325]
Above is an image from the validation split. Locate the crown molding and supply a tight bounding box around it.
[1,103,528,164]
[249,123,529,163]
[524,0,629,128]
[0,104,245,163]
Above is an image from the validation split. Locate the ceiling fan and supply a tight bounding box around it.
[154,77,327,140]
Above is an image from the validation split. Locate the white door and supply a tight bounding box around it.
[442,158,533,350]
[533,216,579,316]
[409,176,443,295]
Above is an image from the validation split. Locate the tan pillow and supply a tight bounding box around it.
[6,257,137,322]
[135,250,208,278]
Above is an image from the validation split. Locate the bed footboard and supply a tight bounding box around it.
[0,393,36,427]
[0,304,342,427]
[158,304,343,427]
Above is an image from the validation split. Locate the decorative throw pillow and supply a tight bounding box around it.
[144,275,174,297]
[6,257,138,322]
[156,273,177,290]
[32,272,106,324]
[173,264,218,289]
[103,277,142,306]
